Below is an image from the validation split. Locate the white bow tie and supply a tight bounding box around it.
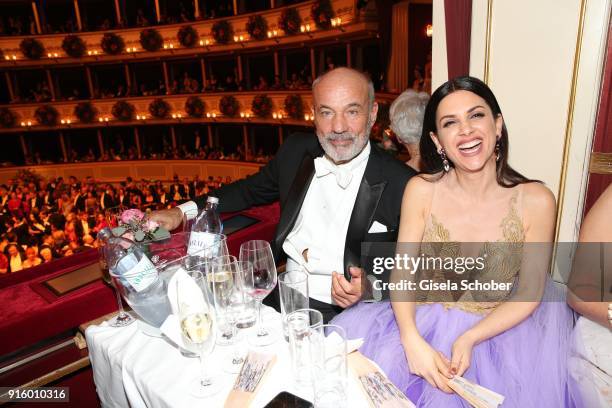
[314,157,352,189]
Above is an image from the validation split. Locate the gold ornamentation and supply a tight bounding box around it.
[418,191,524,314]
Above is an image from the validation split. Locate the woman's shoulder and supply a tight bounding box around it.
[402,174,439,214]
[519,182,556,237]
[405,174,437,196]
[520,182,556,213]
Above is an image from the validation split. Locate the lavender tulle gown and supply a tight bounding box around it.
[332,280,576,407]
[332,189,577,407]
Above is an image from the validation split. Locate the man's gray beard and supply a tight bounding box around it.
[319,120,374,163]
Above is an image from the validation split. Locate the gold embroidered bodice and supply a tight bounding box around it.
[416,189,525,314]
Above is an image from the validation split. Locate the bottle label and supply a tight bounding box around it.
[120,255,158,292]
[188,231,219,256]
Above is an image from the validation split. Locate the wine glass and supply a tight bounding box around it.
[239,240,278,346]
[177,271,220,397]
[211,255,248,373]
[210,255,239,345]
[97,245,134,327]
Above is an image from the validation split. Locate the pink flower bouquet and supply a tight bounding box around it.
[112,208,170,242]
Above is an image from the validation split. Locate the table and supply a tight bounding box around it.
[86,306,373,408]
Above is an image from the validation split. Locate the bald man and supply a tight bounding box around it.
[152,68,415,322]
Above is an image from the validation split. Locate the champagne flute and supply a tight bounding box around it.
[211,255,248,373]
[210,255,239,345]
[239,240,278,346]
[177,271,220,397]
[97,243,134,327]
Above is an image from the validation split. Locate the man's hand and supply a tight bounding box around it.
[148,207,183,231]
[331,267,363,308]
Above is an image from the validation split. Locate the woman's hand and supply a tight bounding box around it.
[450,331,477,377]
[402,335,454,393]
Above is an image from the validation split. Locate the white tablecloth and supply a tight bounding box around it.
[85,306,372,408]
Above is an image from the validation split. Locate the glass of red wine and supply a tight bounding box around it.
[239,240,278,346]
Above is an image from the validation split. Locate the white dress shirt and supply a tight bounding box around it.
[177,143,372,304]
[283,143,370,304]
[10,255,23,272]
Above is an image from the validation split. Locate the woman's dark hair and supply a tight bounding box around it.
[420,76,537,187]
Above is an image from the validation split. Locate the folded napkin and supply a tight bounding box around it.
[225,351,277,408]
[447,376,505,408]
[160,269,208,350]
[348,351,416,408]
[167,267,207,315]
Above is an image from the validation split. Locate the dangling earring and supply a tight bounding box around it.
[495,139,501,162]
[439,148,450,172]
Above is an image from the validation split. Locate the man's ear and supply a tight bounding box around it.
[370,101,379,124]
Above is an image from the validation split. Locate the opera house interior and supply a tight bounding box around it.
[0,0,610,406]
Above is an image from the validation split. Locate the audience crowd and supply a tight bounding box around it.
[10,69,314,104]
[23,142,273,167]
[0,169,231,273]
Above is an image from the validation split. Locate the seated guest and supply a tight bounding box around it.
[27,211,46,238]
[117,188,129,207]
[131,194,142,208]
[143,189,156,209]
[92,213,108,235]
[39,246,54,263]
[270,75,284,90]
[567,183,612,407]
[389,89,430,171]
[0,186,9,212]
[332,76,574,406]
[22,247,42,269]
[169,176,186,202]
[7,192,22,216]
[254,75,269,90]
[43,187,55,209]
[85,191,97,212]
[100,186,116,210]
[182,177,192,200]
[6,243,24,273]
[151,67,415,322]
[157,187,168,208]
[0,251,7,274]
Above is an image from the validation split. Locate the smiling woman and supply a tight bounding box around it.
[331,76,574,407]
[420,76,535,187]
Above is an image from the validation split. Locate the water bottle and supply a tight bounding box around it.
[98,227,158,292]
[187,196,223,257]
